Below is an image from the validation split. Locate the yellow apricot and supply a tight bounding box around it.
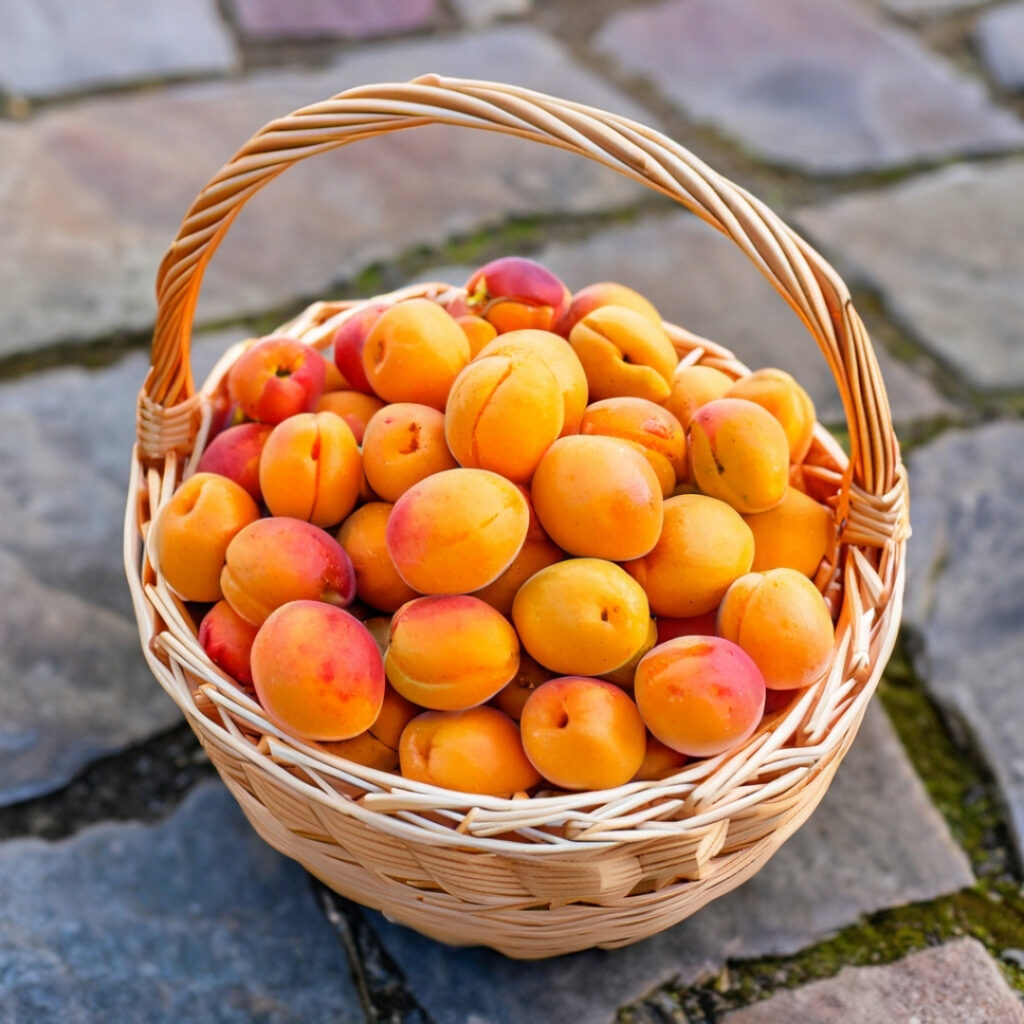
[726,368,816,462]
[742,488,834,577]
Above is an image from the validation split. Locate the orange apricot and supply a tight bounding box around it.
[318,683,419,771]
[654,610,719,645]
[632,733,689,781]
[726,368,816,463]
[463,256,571,335]
[455,314,498,356]
[742,487,834,578]
[491,654,553,721]
[336,502,418,613]
[580,397,686,478]
[663,364,733,429]
[314,390,385,444]
[227,336,326,425]
[473,537,564,618]
[600,616,658,688]
[556,281,662,337]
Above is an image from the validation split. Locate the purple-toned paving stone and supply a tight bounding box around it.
[228,0,438,40]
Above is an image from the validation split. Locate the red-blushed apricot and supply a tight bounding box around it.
[599,617,658,688]
[455,314,498,357]
[314,390,386,444]
[634,636,766,758]
[726,368,816,463]
[688,398,790,514]
[463,256,571,335]
[386,468,529,595]
[512,558,650,677]
[568,305,678,403]
[445,353,564,483]
[251,601,385,741]
[198,599,260,690]
[475,330,589,436]
[362,299,470,409]
[152,472,261,603]
[632,733,689,781]
[717,569,835,691]
[473,538,565,618]
[520,677,647,790]
[399,707,542,796]
[317,683,419,771]
[556,281,662,337]
[531,435,663,561]
[259,411,362,528]
[624,494,753,617]
[336,503,418,613]
[227,336,326,424]
[221,517,356,626]
[333,302,389,394]
[655,610,719,645]
[491,653,553,721]
[361,403,458,503]
[580,397,686,478]
[196,422,273,503]
[385,595,520,710]
[742,487,834,578]
[664,364,733,429]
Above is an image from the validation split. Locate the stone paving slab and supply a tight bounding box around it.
[451,0,532,28]
[904,421,1024,861]
[796,159,1024,390]
[363,703,973,1024]
[0,0,239,100]
[0,783,362,1024]
[977,1,1024,92]
[228,0,438,40]
[0,26,651,362]
[595,0,1024,175]
[874,0,991,14]
[721,937,1024,1023]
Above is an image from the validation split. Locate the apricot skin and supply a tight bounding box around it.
[580,397,687,478]
[336,502,418,613]
[315,390,385,444]
[198,599,260,690]
[361,403,457,503]
[556,281,662,337]
[726,368,816,463]
[472,537,564,618]
[196,422,273,504]
[664,365,733,429]
[227,336,326,425]
[318,684,419,771]
[742,488,834,578]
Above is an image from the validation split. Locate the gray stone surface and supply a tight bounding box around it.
[875,0,991,14]
[229,0,438,39]
[977,1,1024,91]
[451,0,532,27]
[722,938,1024,1023]
[0,26,651,362]
[797,160,1024,390]
[904,421,1024,860]
[365,704,973,1024]
[0,783,362,1024]
[0,0,239,99]
[595,0,1024,174]
[533,214,953,428]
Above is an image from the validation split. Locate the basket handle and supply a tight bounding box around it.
[140,75,903,508]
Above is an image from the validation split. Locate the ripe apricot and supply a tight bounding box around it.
[445,353,563,483]
[491,653,552,720]
[568,305,678,403]
[664,365,733,429]
[512,558,651,677]
[717,569,835,690]
[336,502,418,613]
[385,595,520,710]
[386,468,529,595]
[632,733,689,781]
[520,677,647,790]
[251,601,384,741]
[198,599,260,690]
[634,636,766,757]
[318,684,419,771]
[196,422,273,504]
[624,494,753,617]
[531,435,663,561]
[688,398,789,514]
[580,397,686,478]
[455,314,498,356]
[152,472,260,603]
[463,256,570,335]
[655,610,719,645]
[333,302,388,394]
[259,411,362,528]
[556,281,662,337]
[399,707,542,796]
[473,537,564,618]
[742,487,834,578]
[314,390,385,444]
[727,368,816,463]
[227,336,326,425]
[361,403,457,503]
[600,617,658,688]
[362,298,470,409]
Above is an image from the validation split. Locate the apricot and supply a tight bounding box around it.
[333,302,388,395]
[475,329,589,436]
[399,707,542,796]
[455,314,498,357]
[152,472,260,603]
[198,599,260,690]
[227,336,326,425]
[385,595,520,710]
[530,435,663,561]
[314,390,385,444]
[568,305,678,403]
[259,411,362,528]
[318,683,419,771]
[491,653,553,720]
[386,468,529,595]
[600,616,658,688]
[624,494,754,618]
[361,403,458,503]
[580,397,686,478]
[663,365,733,429]
[512,558,650,677]
[362,298,470,409]
[196,422,273,503]
[463,256,571,334]
[655,610,719,645]
[445,353,563,483]
[727,368,816,463]
[634,636,766,758]
[742,487,834,578]
[520,677,647,790]
[632,733,689,781]
[321,356,348,393]
[221,516,356,626]
[717,569,835,691]
[473,537,564,618]
[251,601,384,741]
[336,503,418,613]
[362,615,392,656]
[688,398,789,514]
[556,281,662,337]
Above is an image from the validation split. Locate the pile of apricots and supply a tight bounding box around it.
[152,256,838,797]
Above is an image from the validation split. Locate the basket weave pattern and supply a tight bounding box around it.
[125,78,909,958]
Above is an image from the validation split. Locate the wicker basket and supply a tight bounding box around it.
[125,77,910,959]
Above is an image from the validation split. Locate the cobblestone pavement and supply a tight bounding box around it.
[2,2,1023,1022]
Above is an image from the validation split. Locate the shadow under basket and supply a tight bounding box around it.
[125,76,910,960]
